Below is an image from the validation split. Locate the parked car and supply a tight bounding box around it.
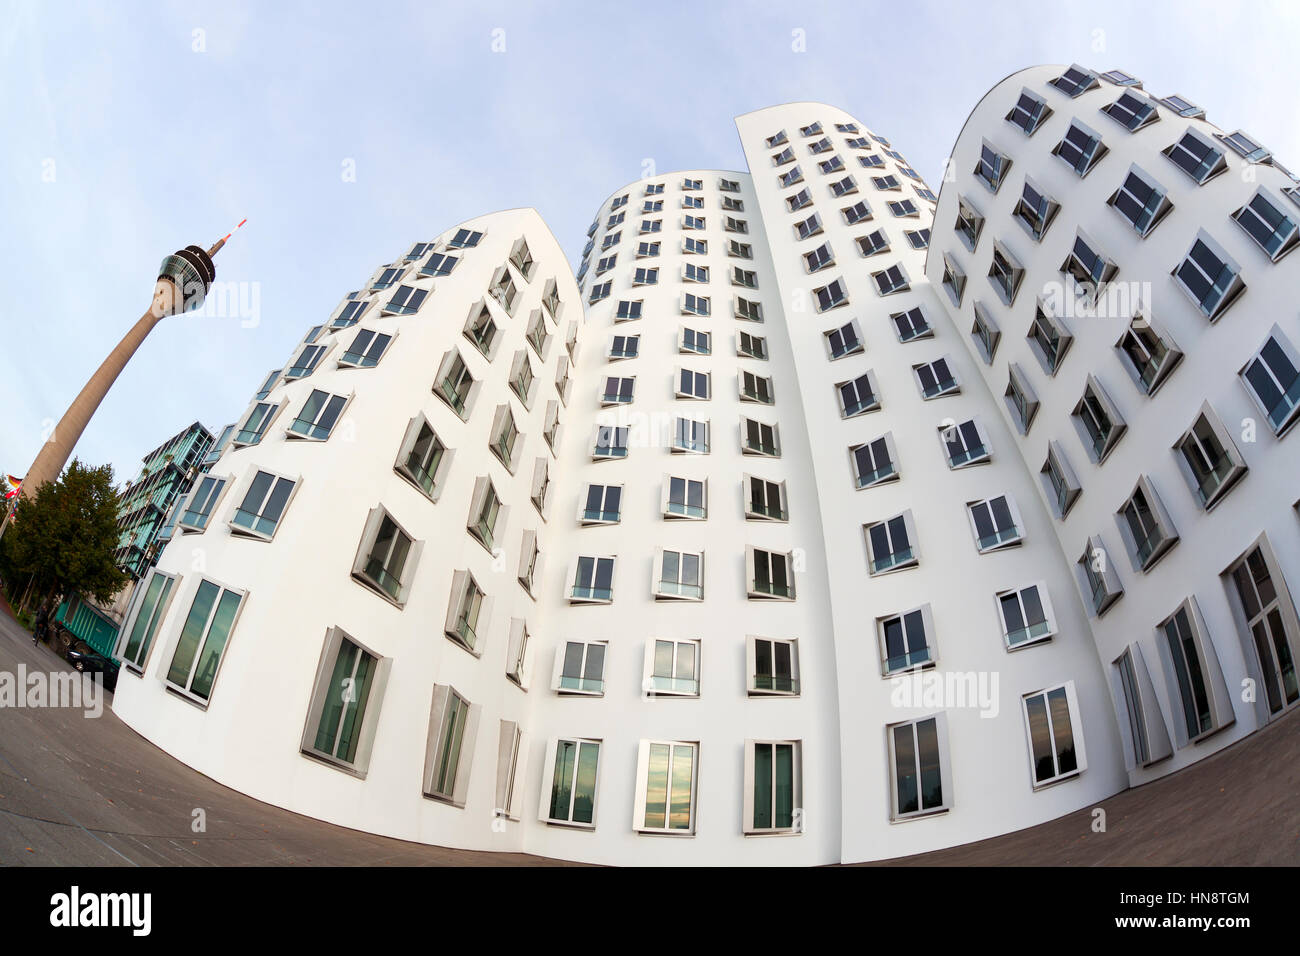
[63,639,119,692]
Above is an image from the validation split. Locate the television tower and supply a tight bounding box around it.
[15,222,245,502]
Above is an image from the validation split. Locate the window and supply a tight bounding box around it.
[1175,406,1247,509]
[1115,648,1159,767]
[873,263,909,296]
[609,333,639,359]
[808,136,832,153]
[942,419,989,469]
[331,298,369,330]
[1218,129,1271,163]
[301,628,387,775]
[968,494,1023,552]
[581,483,622,525]
[164,578,245,705]
[615,299,642,322]
[1116,476,1179,571]
[971,302,1000,363]
[570,555,614,603]
[888,199,919,217]
[542,738,601,827]
[785,185,811,209]
[744,740,802,834]
[488,405,520,473]
[677,368,710,401]
[664,476,706,519]
[1053,120,1108,176]
[813,278,848,312]
[725,217,748,234]
[1160,602,1219,742]
[382,284,429,316]
[1007,88,1052,134]
[1028,302,1073,375]
[1070,374,1125,458]
[655,551,703,601]
[1231,188,1299,261]
[1159,94,1204,119]
[683,237,707,255]
[800,122,823,137]
[732,267,758,289]
[842,201,872,225]
[633,741,698,834]
[1173,232,1245,321]
[858,153,885,168]
[819,155,845,174]
[433,350,476,419]
[681,293,710,317]
[672,417,710,454]
[1228,543,1300,717]
[738,331,767,359]
[794,212,822,239]
[728,240,753,259]
[872,174,900,191]
[892,306,931,342]
[852,435,898,489]
[681,327,711,355]
[1012,179,1060,241]
[887,715,950,819]
[352,507,419,605]
[641,217,662,231]
[118,569,179,673]
[805,241,835,272]
[636,240,660,259]
[592,424,629,459]
[748,637,799,696]
[530,458,551,517]
[644,183,664,195]
[974,141,1011,192]
[423,685,478,806]
[1022,683,1085,787]
[1240,327,1300,435]
[448,228,483,248]
[741,417,780,457]
[395,416,448,501]
[740,370,774,404]
[553,643,606,696]
[954,197,984,251]
[601,375,635,406]
[1049,64,1098,97]
[1101,90,1158,131]
[838,371,880,417]
[286,342,329,382]
[229,469,296,540]
[682,195,703,210]
[986,244,1024,306]
[748,547,795,600]
[998,583,1057,649]
[830,176,858,197]
[443,569,488,654]
[735,297,763,322]
[632,267,658,286]
[914,356,959,399]
[543,399,562,448]
[905,228,930,249]
[941,254,966,306]
[719,177,741,192]
[766,130,789,148]
[1004,364,1040,435]
[824,320,863,359]
[371,265,407,289]
[743,475,786,521]
[1116,313,1182,395]
[682,216,704,231]
[417,252,458,280]
[1061,232,1118,304]
[178,474,228,532]
[509,350,537,408]
[878,605,934,674]
[1100,69,1141,86]
[1040,441,1082,518]
[866,512,917,574]
[1108,166,1174,236]
[587,280,611,303]
[682,263,708,283]
[462,302,498,359]
[1162,129,1227,184]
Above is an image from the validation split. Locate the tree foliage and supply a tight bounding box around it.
[1,459,127,606]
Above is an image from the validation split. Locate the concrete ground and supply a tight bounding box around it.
[0,605,1295,866]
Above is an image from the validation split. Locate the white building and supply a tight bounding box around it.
[111,68,1300,865]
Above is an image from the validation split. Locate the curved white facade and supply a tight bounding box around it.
[927,65,1300,789]
[110,77,1299,865]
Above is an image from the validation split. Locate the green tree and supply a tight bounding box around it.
[1,458,127,608]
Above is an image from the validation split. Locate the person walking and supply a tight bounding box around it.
[33,600,50,646]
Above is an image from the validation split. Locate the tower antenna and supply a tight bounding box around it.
[207,218,248,258]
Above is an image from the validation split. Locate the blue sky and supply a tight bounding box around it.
[2,0,1297,483]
